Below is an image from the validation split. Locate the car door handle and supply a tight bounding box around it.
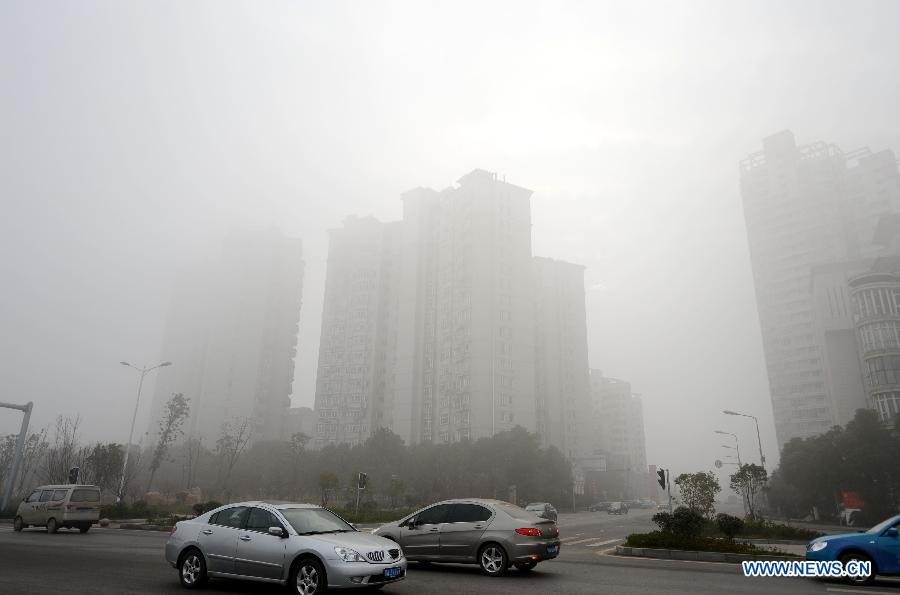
[474,525,484,529]
[201,529,213,535]
[429,527,439,532]
[239,535,251,541]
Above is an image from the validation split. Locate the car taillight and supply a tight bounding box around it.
[515,527,542,537]
[66,504,76,510]
[171,524,178,534]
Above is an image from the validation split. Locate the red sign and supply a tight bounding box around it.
[841,491,864,510]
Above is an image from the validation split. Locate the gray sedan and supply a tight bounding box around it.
[373,498,560,576]
[165,501,406,593]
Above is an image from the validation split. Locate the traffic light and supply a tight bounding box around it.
[68,467,80,484]
[357,472,367,490]
[656,468,666,490]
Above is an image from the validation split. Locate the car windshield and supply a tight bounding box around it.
[279,508,356,535]
[867,515,900,535]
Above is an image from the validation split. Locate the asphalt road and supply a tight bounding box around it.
[2,510,899,594]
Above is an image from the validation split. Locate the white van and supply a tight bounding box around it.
[14,484,102,533]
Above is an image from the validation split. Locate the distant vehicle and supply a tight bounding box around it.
[588,501,612,512]
[657,502,672,513]
[607,502,629,515]
[525,502,558,522]
[165,501,406,592]
[373,499,560,576]
[806,515,900,586]
[637,499,657,509]
[14,484,101,533]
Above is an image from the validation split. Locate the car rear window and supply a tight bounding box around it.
[52,489,68,500]
[70,489,100,503]
[496,502,541,520]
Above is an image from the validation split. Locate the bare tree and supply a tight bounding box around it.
[146,393,190,492]
[44,416,82,484]
[16,429,48,496]
[215,418,252,497]
[80,443,124,494]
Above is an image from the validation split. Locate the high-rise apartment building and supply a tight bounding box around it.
[588,371,648,496]
[314,216,402,446]
[314,170,544,448]
[533,257,593,460]
[149,229,304,443]
[740,131,900,447]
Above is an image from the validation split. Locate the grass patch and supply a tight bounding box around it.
[737,520,823,541]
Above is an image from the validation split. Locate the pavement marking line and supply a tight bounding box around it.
[827,589,898,595]
[584,538,622,547]
[564,537,607,546]
[559,534,585,542]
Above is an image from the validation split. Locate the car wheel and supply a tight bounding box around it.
[13,516,24,532]
[514,562,537,572]
[79,524,91,534]
[291,557,327,595]
[840,552,875,586]
[479,543,509,577]
[179,549,208,589]
[46,518,58,534]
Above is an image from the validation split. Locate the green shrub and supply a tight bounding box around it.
[625,531,760,554]
[716,513,744,539]
[192,501,222,516]
[652,511,673,532]
[671,506,706,538]
[330,507,415,524]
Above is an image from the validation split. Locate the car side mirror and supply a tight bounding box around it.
[887,527,899,538]
[268,526,286,538]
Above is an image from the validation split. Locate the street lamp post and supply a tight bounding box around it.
[723,410,766,469]
[714,430,742,467]
[117,361,171,502]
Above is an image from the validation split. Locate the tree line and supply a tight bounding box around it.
[767,408,900,525]
[2,394,572,513]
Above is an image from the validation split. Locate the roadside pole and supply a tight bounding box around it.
[1,401,33,512]
[355,472,367,516]
[666,469,673,511]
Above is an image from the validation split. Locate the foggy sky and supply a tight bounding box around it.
[3,0,900,481]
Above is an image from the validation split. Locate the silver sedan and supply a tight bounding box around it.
[165,501,406,593]
[373,498,560,576]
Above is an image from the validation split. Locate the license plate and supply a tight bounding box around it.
[383,567,402,578]
[547,545,559,555]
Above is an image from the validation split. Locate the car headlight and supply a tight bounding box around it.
[334,546,367,562]
[808,541,828,552]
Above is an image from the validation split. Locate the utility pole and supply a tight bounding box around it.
[1,401,33,511]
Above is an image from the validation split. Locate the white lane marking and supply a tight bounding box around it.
[565,537,606,546]
[585,538,622,547]
[559,533,584,542]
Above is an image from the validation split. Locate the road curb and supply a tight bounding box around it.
[614,545,799,563]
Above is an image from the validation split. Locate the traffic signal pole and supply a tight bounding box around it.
[1,401,33,512]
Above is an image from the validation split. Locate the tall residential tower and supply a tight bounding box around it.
[740,131,900,447]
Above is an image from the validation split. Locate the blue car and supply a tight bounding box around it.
[806,515,900,585]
